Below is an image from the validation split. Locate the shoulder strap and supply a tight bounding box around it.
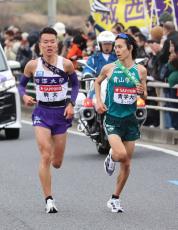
[115,60,139,85]
[41,57,68,78]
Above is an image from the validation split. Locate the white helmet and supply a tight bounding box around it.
[97,31,115,44]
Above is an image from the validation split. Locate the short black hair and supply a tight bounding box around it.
[39,27,57,39]
[115,33,138,59]
[112,22,125,33]
[127,26,140,35]
[135,32,147,42]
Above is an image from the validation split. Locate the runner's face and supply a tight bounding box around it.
[114,38,131,61]
[39,33,58,56]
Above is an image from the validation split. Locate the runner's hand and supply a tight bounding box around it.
[136,83,144,95]
[96,101,107,114]
[64,103,74,119]
[23,95,36,106]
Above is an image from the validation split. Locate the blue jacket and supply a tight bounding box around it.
[83,52,117,77]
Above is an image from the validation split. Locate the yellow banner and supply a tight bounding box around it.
[89,0,150,30]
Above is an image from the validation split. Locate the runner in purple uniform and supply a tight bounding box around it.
[18,27,79,213]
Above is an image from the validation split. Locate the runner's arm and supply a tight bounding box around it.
[63,59,79,119]
[18,60,36,106]
[94,64,110,114]
[65,59,79,106]
[138,64,147,100]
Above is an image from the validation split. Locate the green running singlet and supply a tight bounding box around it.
[105,62,140,118]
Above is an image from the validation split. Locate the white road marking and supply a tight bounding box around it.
[136,143,178,157]
[21,120,178,157]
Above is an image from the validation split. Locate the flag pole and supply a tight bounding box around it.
[170,0,178,30]
[143,0,149,29]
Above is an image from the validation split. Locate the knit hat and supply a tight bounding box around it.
[168,71,178,87]
[159,11,173,25]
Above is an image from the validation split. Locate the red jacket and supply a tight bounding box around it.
[66,43,83,69]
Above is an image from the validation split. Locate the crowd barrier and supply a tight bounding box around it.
[17,78,178,145]
[146,81,178,129]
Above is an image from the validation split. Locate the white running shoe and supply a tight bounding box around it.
[107,197,124,213]
[45,199,58,213]
[104,149,116,176]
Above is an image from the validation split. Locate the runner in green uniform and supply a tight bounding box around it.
[94,33,147,213]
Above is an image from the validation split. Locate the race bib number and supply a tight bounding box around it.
[36,83,67,102]
[113,86,137,104]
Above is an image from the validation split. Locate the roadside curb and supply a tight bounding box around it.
[140,126,178,146]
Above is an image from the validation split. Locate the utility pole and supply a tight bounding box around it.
[48,0,56,26]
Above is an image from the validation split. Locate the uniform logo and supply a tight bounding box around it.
[114,87,136,94]
[106,124,115,132]
[33,116,41,125]
[36,71,44,77]
[39,85,62,92]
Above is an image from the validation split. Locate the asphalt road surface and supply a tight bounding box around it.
[0,123,178,230]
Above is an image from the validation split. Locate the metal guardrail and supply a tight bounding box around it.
[16,79,178,130]
[146,81,178,129]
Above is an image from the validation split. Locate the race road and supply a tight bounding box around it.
[0,122,177,230]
